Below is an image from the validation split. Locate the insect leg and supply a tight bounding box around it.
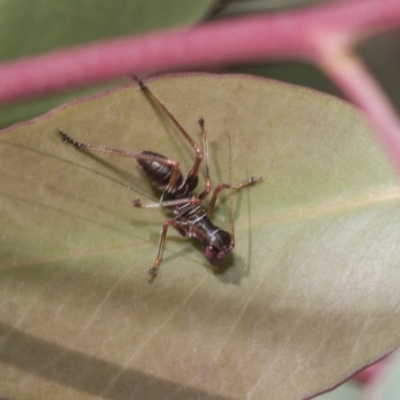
[207,176,262,217]
[137,78,203,191]
[148,219,187,281]
[132,197,201,209]
[56,128,183,192]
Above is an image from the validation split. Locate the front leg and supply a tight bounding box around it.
[148,219,187,281]
[207,176,262,217]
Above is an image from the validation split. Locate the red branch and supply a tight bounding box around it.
[0,0,399,105]
[1,0,400,169]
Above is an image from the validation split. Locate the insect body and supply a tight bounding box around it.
[57,78,261,280]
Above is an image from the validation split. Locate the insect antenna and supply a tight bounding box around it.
[228,131,236,246]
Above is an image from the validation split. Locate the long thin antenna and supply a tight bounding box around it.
[228,131,235,244]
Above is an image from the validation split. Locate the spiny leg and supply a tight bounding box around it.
[56,128,184,196]
[207,176,261,245]
[148,219,186,281]
[136,77,203,191]
[207,176,262,218]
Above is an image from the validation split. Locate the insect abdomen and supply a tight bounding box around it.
[138,150,184,192]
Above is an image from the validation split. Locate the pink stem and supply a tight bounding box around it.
[0,0,399,105]
[317,41,400,173]
[353,358,387,384]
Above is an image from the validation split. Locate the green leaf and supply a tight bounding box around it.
[1,74,400,400]
[0,0,214,61]
[0,0,215,129]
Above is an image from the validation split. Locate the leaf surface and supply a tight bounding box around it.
[1,74,400,400]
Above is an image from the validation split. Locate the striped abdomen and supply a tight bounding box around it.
[137,150,189,200]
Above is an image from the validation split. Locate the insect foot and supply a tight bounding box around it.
[132,199,143,208]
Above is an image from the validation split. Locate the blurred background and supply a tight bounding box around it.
[1,0,399,132]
